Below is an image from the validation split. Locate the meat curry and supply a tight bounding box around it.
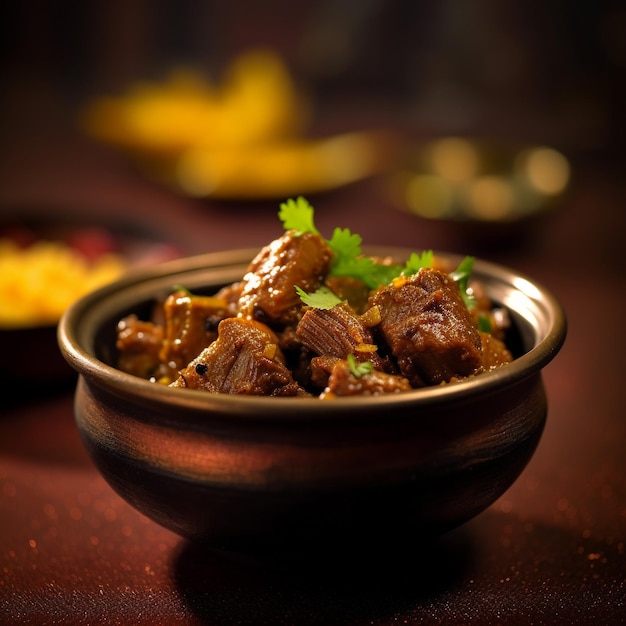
[116,198,513,398]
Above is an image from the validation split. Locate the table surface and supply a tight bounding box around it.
[1,113,625,625]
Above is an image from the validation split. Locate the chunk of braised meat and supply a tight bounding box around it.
[295,303,388,372]
[116,315,164,379]
[310,356,412,398]
[270,324,318,389]
[213,281,244,317]
[447,332,513,383]
[237,230,333,327]
[305,354,339,390]
[158,290,231,381]
[370,268,483,387]
[479,331,513,371]
[170,317,309,396]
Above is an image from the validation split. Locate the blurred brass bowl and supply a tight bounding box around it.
[391,137,571,244]
[58,248,566,557]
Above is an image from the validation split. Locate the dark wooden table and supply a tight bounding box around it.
[1,118,625,624]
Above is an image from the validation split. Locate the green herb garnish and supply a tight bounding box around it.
[477,314,492,333]
[280,197,475,304]
[278,196,320,236]
[328,227,388,288]
[450,256,476,309]
[404,250,435,275]
[295,285,343,309]
[347,353,373,378]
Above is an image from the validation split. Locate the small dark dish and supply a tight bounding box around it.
[58,248,566,557]
[0,209,183,397]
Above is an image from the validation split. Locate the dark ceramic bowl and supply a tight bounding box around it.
[58,248,566,557]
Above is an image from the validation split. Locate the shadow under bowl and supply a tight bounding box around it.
[57,248,566,558]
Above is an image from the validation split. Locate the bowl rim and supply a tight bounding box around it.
[57,247,567,420]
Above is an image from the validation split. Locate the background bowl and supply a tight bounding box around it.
[58,248,566,558]
[390,137,571,247]
[0,208,184,400]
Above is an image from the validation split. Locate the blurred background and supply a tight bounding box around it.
[1,0,625,155]
[2,0,625,322]
[1,0,625,297]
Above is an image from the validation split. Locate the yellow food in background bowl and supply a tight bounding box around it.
[82,49,308,156]
[81,49,397,199]
[175,131,395,199]
[0,239,126,328]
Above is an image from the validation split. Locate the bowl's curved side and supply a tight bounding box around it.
[74,369,547,554]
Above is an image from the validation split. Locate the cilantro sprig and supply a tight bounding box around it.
[278,197,320,236]
[279,197,435,290]
[450,255,476,309]
[279,196,474,304]
[347,353,373,378]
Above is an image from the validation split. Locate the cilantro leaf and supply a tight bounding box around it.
[171,284,192,296]
[327,227,363,260]
[278,196,320,235]
[326,227,370,283]
[329,256,401,290]
[478,314,492,333]
[295,285,343,309]
[347,353,373,378]
[451,256,476,309]
[327,227,404,288]
[403,250,434,275]
[363,261,404,287]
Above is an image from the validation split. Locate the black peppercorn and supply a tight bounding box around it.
[205,315,221,332]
